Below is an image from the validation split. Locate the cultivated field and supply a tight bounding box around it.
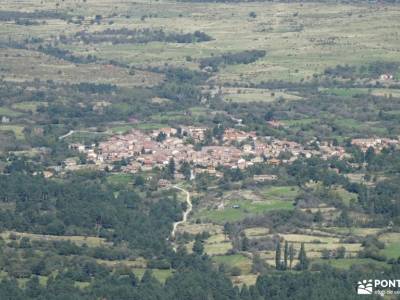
[0,0,399,86]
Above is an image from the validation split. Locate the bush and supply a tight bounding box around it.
[147,259,171,270]
[230,266,242,276]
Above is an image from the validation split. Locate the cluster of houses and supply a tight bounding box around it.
[67,126,350,179]
[379,74,394,81]
[351,138,399,153]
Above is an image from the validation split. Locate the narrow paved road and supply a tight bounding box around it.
[171,186,192,240]
[58,130,75,140]
[58,129,104,140]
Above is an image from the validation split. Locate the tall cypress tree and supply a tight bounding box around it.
[298,242,309,270]
[167,158,175,179]
[283,241,289,270]
[289,243,295,270]
[240,284,252,300]
[275,240,281,270]
[249,285,263,300]
[241,235,250,251]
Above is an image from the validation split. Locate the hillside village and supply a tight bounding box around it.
[64,126,369,179]
[1,0,400,297]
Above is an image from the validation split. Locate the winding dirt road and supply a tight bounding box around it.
[171,186,192,240]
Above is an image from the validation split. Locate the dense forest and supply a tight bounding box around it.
[0,244,395,299]
[0,169,181,257]
[200,50,266,71]
[68,28,213,44]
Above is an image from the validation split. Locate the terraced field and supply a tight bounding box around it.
[0,1,399,86]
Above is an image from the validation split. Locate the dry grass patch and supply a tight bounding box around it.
[96,257,147,268]
[177,223,223,235]
[302,228,338,237]
[11,101,47,113]
[0,125,25,140]
[204,233,232,255]
[280,234,340,244]
[326,227,382,237]
[232,274,258,286]
[243,227,270,238]
[212,254,252,275]
[306,243,362,253]
[0,48,163,87]
[0,230,110,247]
[222,87,302,103]
[131,268,173,284]
[378,232,400,243]
[300,206,337,213]
[378,231,400,259]
[204,242,232,255]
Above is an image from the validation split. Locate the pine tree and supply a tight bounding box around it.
[156,131,167,142]
[365,146,375,163]
[179,161,191,180]
[251,253,267,274]
[141,269,156,284]
[275,240,281,270]
[337,209,352,228]
[193,235,204,255]
[241,232,249,251]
